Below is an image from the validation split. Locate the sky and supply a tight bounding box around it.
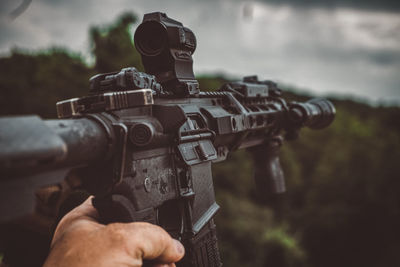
[0,0,399,105]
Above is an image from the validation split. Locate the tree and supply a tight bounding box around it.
[90,12,144,73]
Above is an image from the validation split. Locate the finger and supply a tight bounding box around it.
[57,196,99,227]
[67,196,99,221]
[152,264,175,267]
[52,196,101,245]
[107,222,184,263]
[136,224,184,262]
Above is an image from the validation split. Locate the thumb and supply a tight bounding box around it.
[112,222,185,263]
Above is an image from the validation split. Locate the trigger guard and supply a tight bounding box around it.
[92,194,136,223]
[93,194,157,224]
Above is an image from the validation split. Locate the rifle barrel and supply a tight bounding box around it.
[0,115,111,178]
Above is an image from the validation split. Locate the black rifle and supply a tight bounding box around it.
[0,12,335,267]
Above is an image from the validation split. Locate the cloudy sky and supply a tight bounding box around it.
[0,0,399,105]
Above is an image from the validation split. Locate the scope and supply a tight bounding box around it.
[134,21,168,56]
[134,12,199,96]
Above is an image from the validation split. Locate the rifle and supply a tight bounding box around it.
[0,12,335,267]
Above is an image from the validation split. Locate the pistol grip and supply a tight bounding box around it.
[249,142,286,202]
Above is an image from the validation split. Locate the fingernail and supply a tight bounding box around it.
[174,239,184,254]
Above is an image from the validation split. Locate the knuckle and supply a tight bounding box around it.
[157,230,171,244]
[142,223,170,241]
[104,223,128,243]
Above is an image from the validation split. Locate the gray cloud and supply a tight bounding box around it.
[366,50,400,66]
[150,0,400,13]
[0,0,399,104]
[24,0,400,12]
[261,0,400,12]
[0,0,18,15]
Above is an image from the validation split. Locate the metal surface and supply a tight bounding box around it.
[89,67,162,94]
[0,115,67,174]
[45,118,111,167]
[56,89,154,119]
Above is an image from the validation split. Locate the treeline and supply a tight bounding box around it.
[1,12,399,267]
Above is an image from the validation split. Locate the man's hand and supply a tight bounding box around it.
[43,197,185,267]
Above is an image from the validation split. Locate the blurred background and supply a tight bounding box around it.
[0,0,399,266]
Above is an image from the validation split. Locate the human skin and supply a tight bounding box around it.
[43,197,185,267]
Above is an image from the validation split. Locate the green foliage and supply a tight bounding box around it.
[0,48,92,118]
[197,75,230,91]
[211,98,400,267]
[215,186,307,267]
[90,12,144,73]
[1,11,400,267]
[281,102,400,267]
[0,12,143,118]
